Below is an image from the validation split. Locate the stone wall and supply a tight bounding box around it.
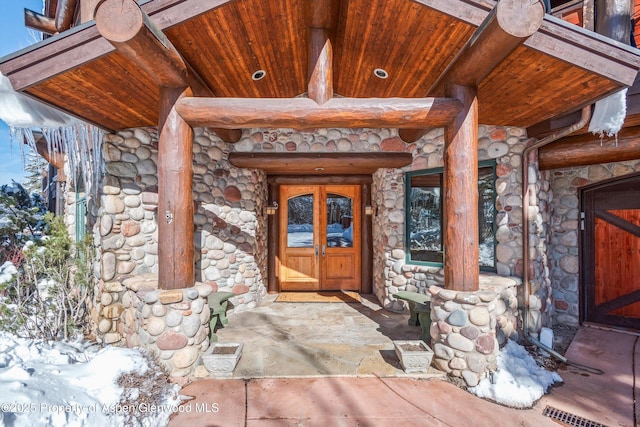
[549,160,640,327]
[524,154,555,335]
[232,125,531,311]
[192,128,267,312]
[371,126,532,315]
[89,122,539,326]
[92,127,267,321]
[92,274,214,376]
[81,123,549,351]
[429,275,521,387]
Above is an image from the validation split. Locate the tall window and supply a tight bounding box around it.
[405,161,496,270]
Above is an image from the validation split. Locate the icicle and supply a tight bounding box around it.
[1,71,103,195]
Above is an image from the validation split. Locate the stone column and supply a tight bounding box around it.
[95,274,214,377]
[429,285,499,387]
[134,281,213,376]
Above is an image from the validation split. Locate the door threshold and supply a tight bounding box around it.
[276,291,362,303]
[581,322,640,336]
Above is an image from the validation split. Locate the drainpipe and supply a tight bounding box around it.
[521,105,592,337]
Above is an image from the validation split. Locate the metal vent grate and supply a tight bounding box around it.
[542,406,607,427]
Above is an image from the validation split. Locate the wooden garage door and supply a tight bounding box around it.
[582,173,640,329]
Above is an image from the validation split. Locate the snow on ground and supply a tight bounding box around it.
[470,340,562,408]
[0,332,182,427]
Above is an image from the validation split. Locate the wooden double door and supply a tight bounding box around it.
[582,173,640,329]
[279,185,361,291]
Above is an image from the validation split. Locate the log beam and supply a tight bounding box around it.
[538,126,640,170]
[443,84,479,292]
[94,0,241,143]
[55,0,79,32]
[79,0,101,24]
[308,29,333,105]
[229,152,413,175]
[157,86,195,290]
[95,0,195,89]
[176,97,463,129]
[24,9,57,35]
[306,0,340,105]
[31,132,67,182]
[400,0,545,143]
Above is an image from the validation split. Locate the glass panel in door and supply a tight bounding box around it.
[287,194,314,248]
[326,194,353,248]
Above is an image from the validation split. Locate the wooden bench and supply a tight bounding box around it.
[392,291,432,343]
[207,291,236,342]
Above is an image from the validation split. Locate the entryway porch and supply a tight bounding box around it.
[211,293,443,378]
[178,296,639,427]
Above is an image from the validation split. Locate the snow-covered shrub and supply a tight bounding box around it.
[0,181,46,265]
[0,213,94,340]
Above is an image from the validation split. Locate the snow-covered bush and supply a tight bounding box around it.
[0,213,94,340]
[0,181,47,265]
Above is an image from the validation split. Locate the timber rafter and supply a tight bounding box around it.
[94,0,241,143]
[400,0,546,142]
[3,0,639,135]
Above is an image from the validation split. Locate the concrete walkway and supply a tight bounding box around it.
[170,377,557,426]
[169,296,640,427]
[536,325,640,427]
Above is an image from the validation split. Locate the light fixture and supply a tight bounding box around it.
[365,205,375,216]
[266,201,279,215]
[315,167,325,171]
[374,68,388,79]
[252,70,266,81]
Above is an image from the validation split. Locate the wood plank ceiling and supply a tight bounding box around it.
[1,0,639,134]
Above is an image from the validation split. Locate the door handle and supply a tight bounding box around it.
[315,245,319,257]
[322,245,326,257]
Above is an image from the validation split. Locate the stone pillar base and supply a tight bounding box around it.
[94,273,215,377]
[429,285,499,387]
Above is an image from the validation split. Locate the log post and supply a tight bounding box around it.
[24,9,57,35]
[55,0,79,32]
[443,84,479,291]
[400,0,545,143]
[596,0,632,42]
[158,86,195,289]
[306,0,339,104]
[308,29,333,105]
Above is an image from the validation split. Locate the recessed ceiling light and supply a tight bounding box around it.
[252,70,266,81]
[374,68,388,79]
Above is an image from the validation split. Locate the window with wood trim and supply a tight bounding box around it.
[405,161,496,270]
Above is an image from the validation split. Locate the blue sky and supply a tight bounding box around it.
[0,1,47,186]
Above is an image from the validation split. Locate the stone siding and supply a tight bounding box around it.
[92,127,267,321]
[549,160,640,327]
[192,128,267,312]
[371,126,532,314]
[79,123,549,356]
[93,274,214,376]
[524,155,554,335]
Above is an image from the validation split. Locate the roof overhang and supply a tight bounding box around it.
[1,0,639,133]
